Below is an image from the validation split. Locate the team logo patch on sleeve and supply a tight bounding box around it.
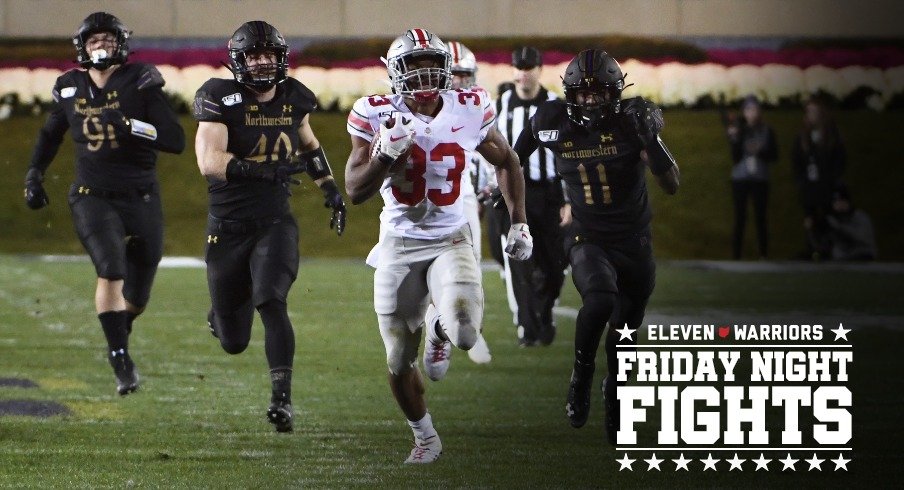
[222,93,243,106]
[538,130,559,142]
[60,87,76,98]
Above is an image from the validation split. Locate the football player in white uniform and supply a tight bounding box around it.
[345,29,531,464]
[443,40,496,365]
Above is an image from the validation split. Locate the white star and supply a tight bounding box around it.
[779,453,798,471]
[752,453,771,471]
[644,453,663,471]
[726,453,745,471]
[831,323,851,341]
[831,453,851,471]
[617,453,635,471]
[672,453,691,471]
[806,453,824,471]
[615,323,636,341]
[700,453,719,471]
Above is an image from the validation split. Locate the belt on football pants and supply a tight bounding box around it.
[208,214,286,234]
[71,182,158,200]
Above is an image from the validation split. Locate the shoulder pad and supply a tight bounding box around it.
[52,70,81,103]
[283,77,318,112]
[193,78,237,121]
[135,63,166,90]
[531,99,567,129]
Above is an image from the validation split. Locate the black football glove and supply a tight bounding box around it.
[622,100,664,148]
[320,180,346,236]
[24,168,49,210]
[97,109,131,138]
[225,158,305,185]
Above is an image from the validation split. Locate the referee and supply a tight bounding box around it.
[490,46,567,346]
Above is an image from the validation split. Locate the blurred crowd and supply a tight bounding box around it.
[724,94,877,262]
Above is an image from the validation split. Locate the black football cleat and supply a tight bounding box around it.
[267,398,293,433]
[602,376,619,446]
[565,361,595,428]
[108,349,139,396]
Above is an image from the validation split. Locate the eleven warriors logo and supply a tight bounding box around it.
[611,323,852,471]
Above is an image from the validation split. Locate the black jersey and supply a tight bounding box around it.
[30,63,185,189]
[193,78,317,220]
[515,97,653,240]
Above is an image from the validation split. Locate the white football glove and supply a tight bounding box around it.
[504,223,533,261]
[378,112,414,161]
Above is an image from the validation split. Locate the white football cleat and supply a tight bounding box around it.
[467,333,492,364]
[404,434,443,464]
[423,304,451,381]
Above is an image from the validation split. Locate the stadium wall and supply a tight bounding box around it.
[1,0,902,38]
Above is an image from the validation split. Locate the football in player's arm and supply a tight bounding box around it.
[193,21,345,434]
[514,49,678,445]
[344,28,531,464]
[23,12,185,396]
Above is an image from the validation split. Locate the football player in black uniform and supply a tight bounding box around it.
[513,49,679,444]
[23,12,185,396]
[193,21,346,433]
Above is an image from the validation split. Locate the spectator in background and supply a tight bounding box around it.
[792,95,846,260]
[827,185,877,261]
[726,95,778,260]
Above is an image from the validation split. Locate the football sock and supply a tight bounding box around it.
[408,412,437,442]
[125,311,139,335]
[98,310,129,352]
[574,291,616,366]
[270,367,292,402]
[258,300,295,369]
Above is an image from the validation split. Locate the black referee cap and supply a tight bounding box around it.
[512,46,542,69]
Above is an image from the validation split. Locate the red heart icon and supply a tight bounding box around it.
[718,326,730,338]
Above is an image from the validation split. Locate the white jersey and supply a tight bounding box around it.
[347,89,496,239]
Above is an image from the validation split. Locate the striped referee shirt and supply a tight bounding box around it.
[496,87,559,183]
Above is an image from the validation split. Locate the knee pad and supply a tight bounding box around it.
[211,307,253,355]
[436,285,482,350]
[220,339,249,355]
[378,313,420,376]
[581,290,617,327]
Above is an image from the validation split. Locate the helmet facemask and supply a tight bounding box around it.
[388,51,451,102]
[228,21,289,91]
[565,75,625,129]
[73,12,130,70]
[230,46,288,90]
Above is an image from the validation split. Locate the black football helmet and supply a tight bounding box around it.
[73,12,131,70]
[228,21,289,90]
[562,49,627,129]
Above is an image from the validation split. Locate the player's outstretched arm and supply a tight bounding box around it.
[478,127,526,225]
[24,104,69,210]
[297,115,346,235]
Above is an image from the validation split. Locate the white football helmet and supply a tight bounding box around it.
[385,28,451,102]
[445,41,477,89]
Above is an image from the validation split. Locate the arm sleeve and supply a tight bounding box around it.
[141,87,185,154]
[512,121,539,168]
[29,84,70,173]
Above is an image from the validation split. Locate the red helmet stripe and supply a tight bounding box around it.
[450,42,460,63]
[412,28,429,48]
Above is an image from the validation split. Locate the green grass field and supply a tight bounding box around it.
[1,257,901,488]
[1,109,902,260]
